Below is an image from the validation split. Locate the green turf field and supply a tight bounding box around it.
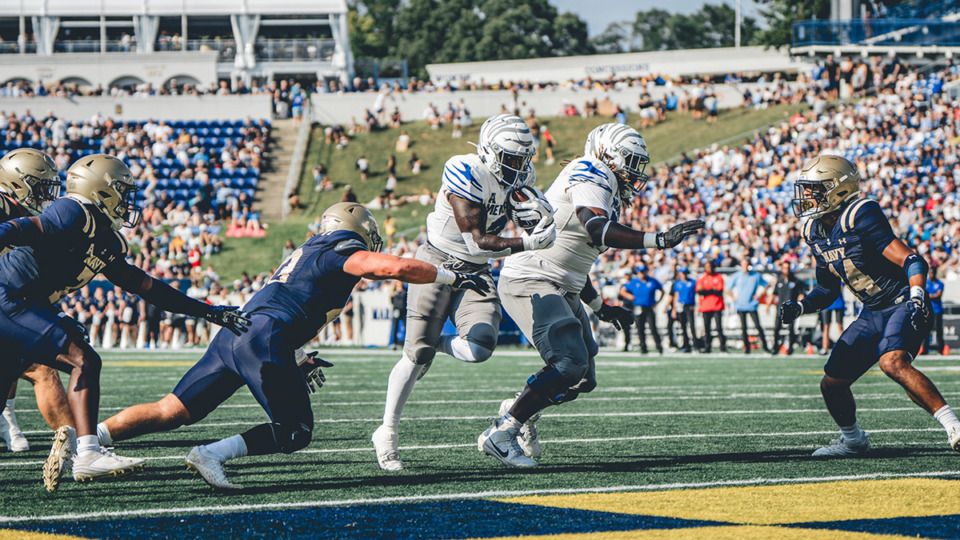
[2,348,959,538]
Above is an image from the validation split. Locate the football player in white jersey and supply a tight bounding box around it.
[478,123,704,466]
[372,114,557,470]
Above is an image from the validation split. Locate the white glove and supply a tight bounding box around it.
[522,215,556,251]
[511,186,554,230]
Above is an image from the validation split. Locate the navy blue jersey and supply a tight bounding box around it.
[803,199,908,311]
[242,229,366,347]
[0,197,129,305]
[0,193,30,256]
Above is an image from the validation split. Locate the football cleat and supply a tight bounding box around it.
[949,427,960,453]
[812,433,870,457]
[43,426,75,492]
[0,410,29,452]
[480,420,537,468]
[498,396,541,458]
[73,447,145,482]
[372,424,403,471]
[186,446,242,491]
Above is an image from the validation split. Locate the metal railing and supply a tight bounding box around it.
[793,19,960,47]
[884,0,959,20]
[282,96,313,221]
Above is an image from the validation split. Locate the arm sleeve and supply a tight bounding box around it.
[800,266,842,313]
[441,157,484,204]
[850,200,897,253]
[105,263,212,318]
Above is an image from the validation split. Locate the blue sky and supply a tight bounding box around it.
[551,0,763,37]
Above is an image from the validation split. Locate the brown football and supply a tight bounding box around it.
[510,189,530,202]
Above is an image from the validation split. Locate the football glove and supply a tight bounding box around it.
[656,220,705,249]
[779,301,803,324]
[597,303,634,331]
[511,187,554,230]
[906,291,931,332]
[296,350,333,394]
[205,305,252,336]
[521,215,557,251]
[451,272,491,297]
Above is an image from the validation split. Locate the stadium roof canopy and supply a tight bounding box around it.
[0,0,347,17]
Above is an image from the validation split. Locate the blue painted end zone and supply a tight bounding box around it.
[787,514,960,540]
[10,500,731,539]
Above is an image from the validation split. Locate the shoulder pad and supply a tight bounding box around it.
[334,238,368,255]
[839,198,875,233]
[441,155,484,204]
[567,159,614,192]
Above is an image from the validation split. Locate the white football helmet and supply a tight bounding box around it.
[476,114,536,190]
[585,123,650,200]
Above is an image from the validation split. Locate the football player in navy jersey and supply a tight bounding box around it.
[780,155,960,456]
[0,154,251,491]
[95,203,490,490]
[0,148,75,454]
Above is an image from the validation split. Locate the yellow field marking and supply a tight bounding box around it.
[0,530,91,540]
[102,361,195,367]
[479,525,911,540]
[497,479,960,525]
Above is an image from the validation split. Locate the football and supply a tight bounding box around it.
[508,187,549,232]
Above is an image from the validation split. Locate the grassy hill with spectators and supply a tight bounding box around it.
[210,104,804,280]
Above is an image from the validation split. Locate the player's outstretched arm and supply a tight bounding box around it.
[882,238,930,329]
[342,251,490,295]
[575,207,703,250]
[104,262,252,335]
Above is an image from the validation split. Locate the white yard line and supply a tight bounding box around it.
[1,469,958,524]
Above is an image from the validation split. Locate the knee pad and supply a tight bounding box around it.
[409,344,437,366]
[270,422,313,454]
[463,323,498,362]
[535,317,589,380]
[527,366,578,405]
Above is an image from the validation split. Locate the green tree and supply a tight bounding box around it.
[348,0,594,79]
[591,22,632,54]
[755,0,831,49]
[632,3,759,51]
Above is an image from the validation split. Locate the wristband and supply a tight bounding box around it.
[587,296,603,312]
[910,285,925,300]
[294,348,308,366]
[434,267,456,285]
[643,232,657,249]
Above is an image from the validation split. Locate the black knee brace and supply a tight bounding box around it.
[527,365,578,405]
[241,421,313,455]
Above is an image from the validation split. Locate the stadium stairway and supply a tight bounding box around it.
[258,118,298,223]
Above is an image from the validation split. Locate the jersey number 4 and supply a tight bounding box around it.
[268,248,304,285]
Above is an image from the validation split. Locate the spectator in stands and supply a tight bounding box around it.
[341,184,358,203]
[408,152,422,174]
[772,260,806,355]
[729,259,771,354]
[314,163,332,191]
[696,261,727,353]
[621,265,664,355]
[356,155,369,181]
[927,266,945,354]
[541,126,556,165]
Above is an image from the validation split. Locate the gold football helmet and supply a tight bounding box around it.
[66,154,141,230]
[792,154,862,219]
[319,202,383,252]
[0,148,61,215]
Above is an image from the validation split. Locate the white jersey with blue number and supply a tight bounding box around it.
[426,153,533,264]
[502,157,620,293]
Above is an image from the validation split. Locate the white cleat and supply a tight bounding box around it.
[43,426,76,492]
[0,410,29,452]
[372,425,403,471]
[498,396,541,459]
[186,446,242,491]
[481,420,538,468]
[949,427,960,453]
[73,446,145,482]
[812,433,870,457]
